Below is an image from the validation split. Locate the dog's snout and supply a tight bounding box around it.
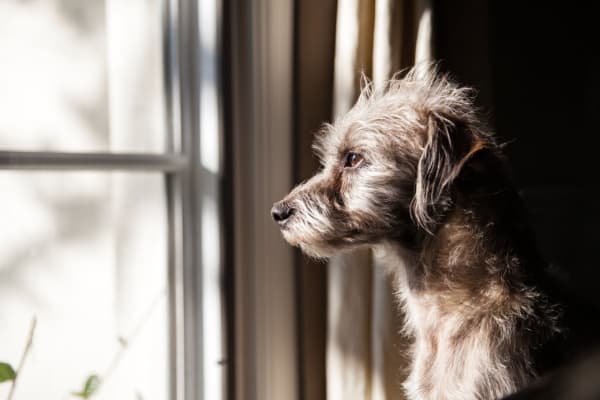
[271,202,295,224]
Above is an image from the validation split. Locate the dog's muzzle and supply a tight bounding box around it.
[271,201,295,225]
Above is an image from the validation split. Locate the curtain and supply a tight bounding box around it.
[327,1,432,399]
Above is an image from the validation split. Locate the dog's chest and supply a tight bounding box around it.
[402,296,517,400]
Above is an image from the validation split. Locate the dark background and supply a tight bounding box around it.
[434,1,600,307]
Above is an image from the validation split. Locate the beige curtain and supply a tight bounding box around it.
[327,1,432,399]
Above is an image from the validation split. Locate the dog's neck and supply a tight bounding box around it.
[380,203,528,324]
[375,191,552,399]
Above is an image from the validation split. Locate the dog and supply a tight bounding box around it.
[271,66,599,399]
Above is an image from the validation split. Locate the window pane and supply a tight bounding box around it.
[0,0,168,153]
[0,172,169,399]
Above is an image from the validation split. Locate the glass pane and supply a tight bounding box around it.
[0,0,168,153]
[0,172,169,399]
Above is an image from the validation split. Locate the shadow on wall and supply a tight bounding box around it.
[0,0,108,151]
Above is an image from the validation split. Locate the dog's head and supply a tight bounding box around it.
[272,68,495,258]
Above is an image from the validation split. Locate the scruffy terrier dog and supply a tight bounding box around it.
[271,67,595,399]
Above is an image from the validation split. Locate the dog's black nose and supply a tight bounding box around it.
[271,202,295,223]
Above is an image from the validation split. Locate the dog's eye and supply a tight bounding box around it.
[344,152,364,168]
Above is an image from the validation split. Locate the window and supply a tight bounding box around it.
[0,1,224,400]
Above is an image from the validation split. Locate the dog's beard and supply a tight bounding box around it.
[279,211,376,259]
[279,215,339,259]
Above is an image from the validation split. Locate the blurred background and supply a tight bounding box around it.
[0,1,169,399]
[0,1,598,400]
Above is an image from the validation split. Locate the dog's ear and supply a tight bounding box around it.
[411,114,486,232]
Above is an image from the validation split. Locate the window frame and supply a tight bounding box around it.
[0,0,226,399]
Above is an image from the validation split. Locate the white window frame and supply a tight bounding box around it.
[0,0,226,399]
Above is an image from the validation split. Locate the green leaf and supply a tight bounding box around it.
[72,374,101,398]
[0,362,16,383]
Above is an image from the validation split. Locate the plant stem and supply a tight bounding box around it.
[7,317,37,400]
[105,290,165,382]
[89,289,166,398]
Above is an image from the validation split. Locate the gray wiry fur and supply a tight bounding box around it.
[272,66,561,400]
